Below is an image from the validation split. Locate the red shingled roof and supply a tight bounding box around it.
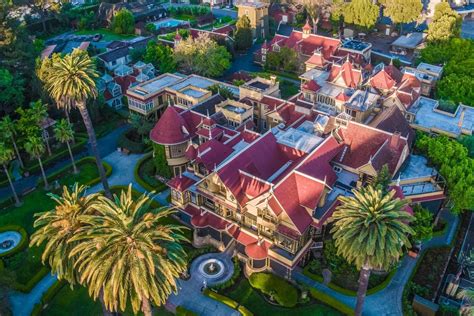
[302,80,321,92]
[305,53,326,68]
[245,240,270,260]
[334,122,408,175]
[191,211,229,230]
[267,31,340,59]
[328,60,362,88]
[370,64,403,91]
[150,106,191,145]
[168,175,196,192]
[195,139,234,171]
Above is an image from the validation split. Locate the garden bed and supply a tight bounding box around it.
[134,153,168,192]
[224,277,342,316]
[118,130,148,153]
[303,240,392,294]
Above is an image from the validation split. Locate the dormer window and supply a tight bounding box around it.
[273,44,280,52]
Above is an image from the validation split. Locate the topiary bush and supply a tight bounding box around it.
[248,272,298,307]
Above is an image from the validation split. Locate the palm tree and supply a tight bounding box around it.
[30,100,52,156]
[54,119,78,174]
[0,115,24,168]
[71,185,188,315]
[39,49,111,197]
[0,143,21,206]
[24,135,49,190]
[30,184,98,285]
[329,186,414,316]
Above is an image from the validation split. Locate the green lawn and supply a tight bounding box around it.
[74,28,136,41]
[0,160,111,289]
[226,278,342,316]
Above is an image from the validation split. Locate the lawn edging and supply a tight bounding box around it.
[25,136,88,175]
[203,288,254,315]
[37,156,113,187]
[31,280,66,316]
[133,152,167,192]
[0,225,28,258]
[309,287,355,316]
[302,265,397,297]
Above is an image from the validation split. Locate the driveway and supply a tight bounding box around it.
[294,209,459,316]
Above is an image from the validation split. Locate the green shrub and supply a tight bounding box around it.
[134,153,167,192]
[176,306,198,316]
[11,266,50,293]
[0,225,28,258]
[203,289,239,309]
[212,257,241,290]
[248,272,298,307]
[118,131,146,153]
[309,288,354,316]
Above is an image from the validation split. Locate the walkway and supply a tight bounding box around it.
[0,124,130,200]
[294,209,459,316]
[7,149,171,316]
[167,252,239,316]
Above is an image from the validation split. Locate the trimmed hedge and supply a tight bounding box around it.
[204,288,239,309]
[302,265,396,296]
[37,156,113,187]
[176,306,198,316]
[0,225,28,258]
[118,130,147,153]
[309,288,354,316]
[31,280,66,316]
[248,272,298,307]
[212,256,241,291]
[11,266,50,293]
[24,137,88,174]
[237,305,253,316]
[134,152,167,193]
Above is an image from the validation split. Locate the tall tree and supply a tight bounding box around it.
[143,42,176,73]
[54,119,78,174]
[301,0,332,34]
[110,8,135,35]
[427,2,461,42]
[71,186,188,315]
[0,67,24,114]
[329,186,414,316]
[0,115,24,168]
[234,15,253,51]
[0,142,21,206]
[384,0,422,34]
[30,100,52,156]
[174,32,231,78]
[342,0,379,30]
[30,184,98,285]
[39,49,111,198]
[24,135,49,190]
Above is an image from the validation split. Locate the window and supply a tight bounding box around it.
[171,189,182,202]
[345,108,357,118]
[262,120,267,130]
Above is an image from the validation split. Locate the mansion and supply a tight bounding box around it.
[146,70,447,278]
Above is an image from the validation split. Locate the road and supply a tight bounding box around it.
[0,124,130,200]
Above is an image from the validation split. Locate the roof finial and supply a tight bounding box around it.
[206,109,210,118]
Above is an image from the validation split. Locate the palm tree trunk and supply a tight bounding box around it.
[77,101,111,198]
[11,137,24,169]
[45,137,52,156]
[312,17,318,34]
[3,164,21,206]
[355,264,371,316]
[38,156,49,190]
[66,141,79,174]
[141,298,153,316]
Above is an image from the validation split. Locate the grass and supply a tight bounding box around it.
[39,284,102,316]
[226,278,342,316]
[74,28,135,41]
[0,160,112,290]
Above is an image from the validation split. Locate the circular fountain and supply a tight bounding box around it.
[0,231,22,255]
[190,253,234,286]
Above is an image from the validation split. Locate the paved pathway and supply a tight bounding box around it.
[294,209,459,316]
[167,252,239,316]
[7,149,172,316]
[0,124,130,200]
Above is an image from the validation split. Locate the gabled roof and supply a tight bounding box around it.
[369,106,415,146]
[334,122,408,174]
[150,106,191,145]
[328,59,362,88]
[168,174,196,192]
[194,139,234,170]
[370,64,403,91]
[302,80,321,92]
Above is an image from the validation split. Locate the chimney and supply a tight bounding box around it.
[389,132,401,148]
[270,75,277,86]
